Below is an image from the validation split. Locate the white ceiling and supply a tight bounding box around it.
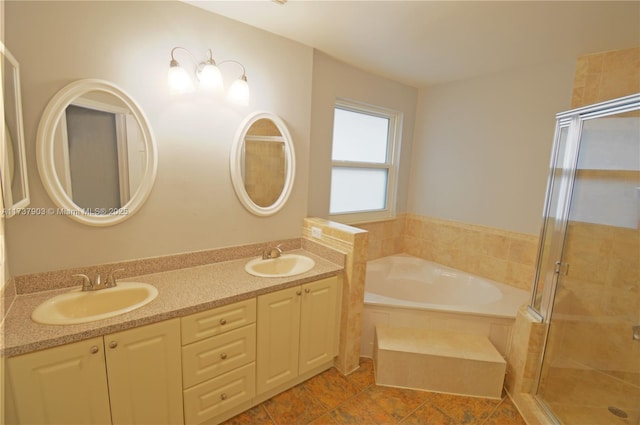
[183,0,639,88]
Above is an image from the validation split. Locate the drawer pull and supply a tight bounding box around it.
[220,318,227,325]
[296,290,302,296]
[305,288,310,293]
[220,352,228,360]
[109,341,118,349]
[90,346,99,354]
[220,393,228,401]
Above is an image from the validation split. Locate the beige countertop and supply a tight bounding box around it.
[1,249,343,357]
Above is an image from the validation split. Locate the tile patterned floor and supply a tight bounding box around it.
[222,358,527,425]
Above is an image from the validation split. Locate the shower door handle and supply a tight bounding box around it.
[633,325,640,341]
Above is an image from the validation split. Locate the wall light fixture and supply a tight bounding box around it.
[168,47,250,106]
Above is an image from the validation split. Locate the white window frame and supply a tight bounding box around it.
[329,98,402,224]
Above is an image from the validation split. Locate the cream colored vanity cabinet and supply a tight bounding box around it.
[105,318,183,425]
[5,336,112,424]
[181,298,257,425]
[256,276,340,395]
[5,318,183,425]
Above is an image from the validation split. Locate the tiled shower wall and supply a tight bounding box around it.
[357,213,539,291]
[571,46,640,108]
[507,45,640,425]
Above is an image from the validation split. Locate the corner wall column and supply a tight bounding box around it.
[302,218,368,374]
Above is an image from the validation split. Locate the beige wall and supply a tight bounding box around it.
[308,51,418,219]
[4,1,313,275]
[408,60,577,235]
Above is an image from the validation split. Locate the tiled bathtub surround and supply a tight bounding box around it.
[358,213,539,291]
[505,307,546,396]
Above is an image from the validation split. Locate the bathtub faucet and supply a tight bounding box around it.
[262,245,283,260]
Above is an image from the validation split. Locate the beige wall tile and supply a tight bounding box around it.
[304,217,368,374]
[571,46,640,108]
[356,214,540,291]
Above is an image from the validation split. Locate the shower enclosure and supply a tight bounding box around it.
[529,94,639,424]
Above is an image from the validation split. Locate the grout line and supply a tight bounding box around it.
[479,395,508,425]
[397,398,432,424]
[261,402,278,425]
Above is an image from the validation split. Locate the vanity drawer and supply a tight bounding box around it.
[182,323,256,388]
[183,362,255,425]
[181,298,256,345]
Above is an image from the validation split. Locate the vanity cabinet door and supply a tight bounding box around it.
[256,285,301,394]
[256,276,340,395]
[5,336,112,425]
[104,318,183,425]
[299,276,340,375]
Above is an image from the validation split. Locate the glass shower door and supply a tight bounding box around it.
[535,97,640,424]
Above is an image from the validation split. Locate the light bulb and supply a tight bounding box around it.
[227,76,250,106]
[167,63,194,94]
[198,63,223,92]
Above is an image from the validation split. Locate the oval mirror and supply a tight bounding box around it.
[230,111,295,216]
[37,79,157,226]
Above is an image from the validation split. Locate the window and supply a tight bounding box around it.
[329,99,402,223]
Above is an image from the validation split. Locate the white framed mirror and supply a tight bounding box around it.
[230,111,295,216]
[1,42,30,216]
[37,79,157,226]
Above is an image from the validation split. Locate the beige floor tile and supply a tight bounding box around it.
[223,357,527,425]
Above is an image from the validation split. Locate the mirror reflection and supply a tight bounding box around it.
[242,118,286,207]
[52,92,147,211]
[230,111,295,216]
[37,79,157,226]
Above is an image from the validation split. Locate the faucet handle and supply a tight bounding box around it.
[73,274,92,291]
[268,244,283,259]
[105,268,125,288]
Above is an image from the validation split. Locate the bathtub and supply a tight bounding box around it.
[360,254,530,358]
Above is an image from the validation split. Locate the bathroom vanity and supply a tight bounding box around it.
[1,250,343,425]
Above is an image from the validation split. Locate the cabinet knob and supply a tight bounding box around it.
[109,341,118,349]
[220,352,228,360]
[90,346,99,354]
[296,290,302,296]
[305,288,310,294]
[220,318,227,325]
[220,393,228,401]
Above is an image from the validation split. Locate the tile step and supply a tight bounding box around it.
[373,325,506,399]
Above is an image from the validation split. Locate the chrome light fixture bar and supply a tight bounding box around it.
[168,47,250,106]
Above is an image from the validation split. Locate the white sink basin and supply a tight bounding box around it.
[31,282,158,325]
[245,254,315,278]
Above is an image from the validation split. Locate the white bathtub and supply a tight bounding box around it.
[360,254,530,357]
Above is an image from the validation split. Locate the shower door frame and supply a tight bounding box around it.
[528,93,640,423]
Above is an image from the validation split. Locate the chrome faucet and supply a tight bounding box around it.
[74,269,124,291]
[262,245,283,260]
[105,268,124,288]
